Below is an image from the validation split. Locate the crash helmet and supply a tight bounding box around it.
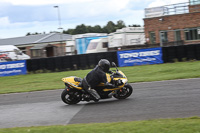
[98,59,110,72]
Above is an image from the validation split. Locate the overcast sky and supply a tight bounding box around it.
[0,0,188,38]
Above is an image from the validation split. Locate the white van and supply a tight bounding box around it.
[86,38,108,54]
[0,45,30,62]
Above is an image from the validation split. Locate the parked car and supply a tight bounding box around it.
[0,45,30,62]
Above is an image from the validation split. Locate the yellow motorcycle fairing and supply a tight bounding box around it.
[103,85,124,91]
[103,78,127,91]
[97,73,111,86]
[103,70,128,91]
[102,71,128,91]
[118,70,126,78]
[62,76,82,90]
[97,73,126,90]
[62,71,128,92]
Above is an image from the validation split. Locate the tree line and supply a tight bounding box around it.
[26,20,141,36]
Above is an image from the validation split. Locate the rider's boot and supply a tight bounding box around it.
[88,89,100,102]
[108,91,116,98]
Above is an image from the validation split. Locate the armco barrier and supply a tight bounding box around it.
[26,44,200,72]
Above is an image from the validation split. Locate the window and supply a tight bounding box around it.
[19,47,27,54]
[32,49,41,57]
[102,42,108,48]
[190,0,200,5]
[149,32,156,44]
[174,30,181,41]
[14,49,22,55]
[198,29,200,39]
[160,31,168,43]
[185,27,200,40]
[87,42,98,50]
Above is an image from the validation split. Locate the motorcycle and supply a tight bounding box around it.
[61,62,133,104]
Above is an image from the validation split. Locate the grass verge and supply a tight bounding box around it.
[0,117,199,133]
[0,61,200,94]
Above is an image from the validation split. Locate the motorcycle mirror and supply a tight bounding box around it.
[112,62,116,67]
[112,62,118,71]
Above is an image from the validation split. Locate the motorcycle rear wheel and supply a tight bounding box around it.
[114,84,133,99]
[61,89,81,105]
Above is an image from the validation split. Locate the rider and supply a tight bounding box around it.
[82,59,114,102]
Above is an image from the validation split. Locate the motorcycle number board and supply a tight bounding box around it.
[117,47,163,67]
[0,60,27,77]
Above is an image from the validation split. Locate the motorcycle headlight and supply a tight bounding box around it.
[121,79,128,84]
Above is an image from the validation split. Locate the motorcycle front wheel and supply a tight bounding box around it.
[114,84,133,99]
[61,88,81,105]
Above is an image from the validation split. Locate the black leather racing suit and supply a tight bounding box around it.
[82,65,112,101]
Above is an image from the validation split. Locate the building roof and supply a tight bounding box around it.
[30,44,55,50]
[0,33,72,46]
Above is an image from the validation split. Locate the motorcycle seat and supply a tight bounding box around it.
[74,77,83,87]
[78,81,83,87]
[74,77,82,82]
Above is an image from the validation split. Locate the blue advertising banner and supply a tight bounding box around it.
[117,47,163,67]
[0,60,27,77]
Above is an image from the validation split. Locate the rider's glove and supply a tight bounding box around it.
[107,70,113,74]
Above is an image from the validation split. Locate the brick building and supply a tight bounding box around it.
[144,0,200,47]
[0,33,73,58]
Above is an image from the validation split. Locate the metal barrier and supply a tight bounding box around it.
[145,1,190,18]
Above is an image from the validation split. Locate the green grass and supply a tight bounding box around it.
[0,69,90,94]
[120,61,200,82]
[1,63,200,132]
[0,117,200,133]
[0,61,200,94]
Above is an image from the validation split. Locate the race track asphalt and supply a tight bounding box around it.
[0,78,200,128]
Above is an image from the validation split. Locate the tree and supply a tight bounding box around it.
[128,24,141,27]
[73,24,88,34]
[103,21,116,33]
[26,20,141,35]
[116,20,126,29]
[63,29,74,35]
[26,32,31,36]
[86,26,95,33]
[93,25,103,33]
[26,32,41,36]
